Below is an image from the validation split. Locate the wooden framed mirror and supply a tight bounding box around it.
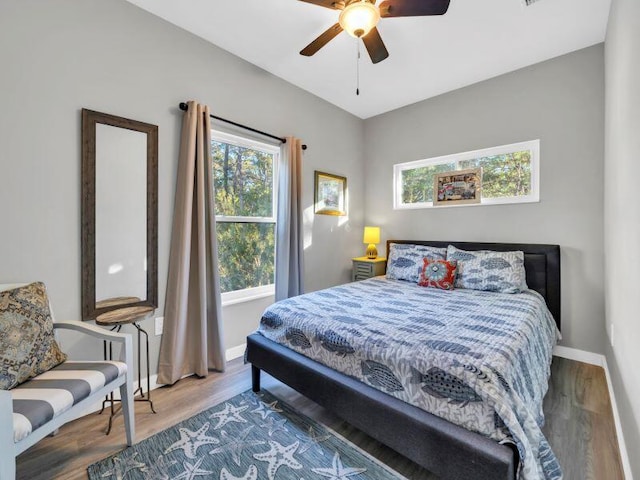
[81,109,158,320]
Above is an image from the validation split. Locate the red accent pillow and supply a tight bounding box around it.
[418,259,458,290]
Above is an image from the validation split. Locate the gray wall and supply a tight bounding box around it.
[2,5,629,457]
[0,0,364,373]
[604,0,640,476]
[364,45,605,354]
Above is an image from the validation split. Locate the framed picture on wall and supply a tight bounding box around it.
[314,171,347,216]
[433,168,482,206]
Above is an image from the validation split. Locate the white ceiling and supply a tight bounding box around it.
[126,0,611,119]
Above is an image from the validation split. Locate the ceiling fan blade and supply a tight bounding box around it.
[379,0,450,17]
[362,27,389,64]
[300,23,344,57]
[298,0,345,10]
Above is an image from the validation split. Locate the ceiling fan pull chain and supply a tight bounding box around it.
[356,39,361,96]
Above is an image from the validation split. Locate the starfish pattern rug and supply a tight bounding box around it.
[88,389,406,480]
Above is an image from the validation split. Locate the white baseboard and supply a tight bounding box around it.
[553,346,633,480]
[552,345,605,366]
[225,343,246,361]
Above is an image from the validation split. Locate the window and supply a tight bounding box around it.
[394,140,540,209]
[211,131,279,302]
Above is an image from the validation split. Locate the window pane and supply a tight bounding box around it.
[212,141,274,217]
[401,162,456,203]
[397,143,536,208]
[216,222,275,293]
[459,151,531,199]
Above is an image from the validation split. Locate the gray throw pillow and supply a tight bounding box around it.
[386,243,447,282]
[0,282,67,390]
[446,245,527,294]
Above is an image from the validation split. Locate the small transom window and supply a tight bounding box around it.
[393,140,540,209]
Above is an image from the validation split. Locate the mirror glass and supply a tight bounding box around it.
[82,109,158,320]
[95,124,148,303]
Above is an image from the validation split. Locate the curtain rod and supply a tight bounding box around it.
[178,102,307,150]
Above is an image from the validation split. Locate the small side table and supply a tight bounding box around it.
[96,304,157,434]
[352,256,387,281]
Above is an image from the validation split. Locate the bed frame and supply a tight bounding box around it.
[246,241,561,480]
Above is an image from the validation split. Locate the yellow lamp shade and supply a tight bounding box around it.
[339,1,381,38]
[363,226,380,244]
[363,226,380,258]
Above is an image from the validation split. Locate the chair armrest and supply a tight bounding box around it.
[0,390,11,408]
[53,321,133,366]
[53,320,129,343]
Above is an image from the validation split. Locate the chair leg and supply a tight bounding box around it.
[0,445,15,480]
[0,454,15,480]
[119,379,135,446]
[0,391,16,479]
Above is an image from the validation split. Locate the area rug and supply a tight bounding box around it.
[88,389,406,480]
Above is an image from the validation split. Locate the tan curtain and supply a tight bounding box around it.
[157,100,225,385]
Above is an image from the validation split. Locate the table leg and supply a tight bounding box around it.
[100,325,122,435]
[133,322,156,414]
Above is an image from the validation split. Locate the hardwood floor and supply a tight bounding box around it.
[542,359,624,480]
[16,357,623,480]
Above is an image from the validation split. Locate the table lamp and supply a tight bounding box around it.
[363,226,380,259]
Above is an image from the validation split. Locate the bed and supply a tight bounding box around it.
[246,241,561,480]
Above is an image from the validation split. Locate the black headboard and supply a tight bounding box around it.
[386,240,561,331]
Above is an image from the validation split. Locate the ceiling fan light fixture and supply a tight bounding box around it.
[339,1,380,38]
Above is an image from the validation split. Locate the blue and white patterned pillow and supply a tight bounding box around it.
[386,243,447,282]
[446,245,528,293]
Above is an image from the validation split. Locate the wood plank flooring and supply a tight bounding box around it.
[542,359,624,479]
[16,357,623,480]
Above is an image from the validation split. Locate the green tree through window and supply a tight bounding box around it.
[211,135,277,294]
[459,152,531,199]
[401,162,455,203]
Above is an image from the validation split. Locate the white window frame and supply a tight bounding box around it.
[393,140,540,210]
[211,130,279,304]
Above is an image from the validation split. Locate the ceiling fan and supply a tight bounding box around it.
[299,0,451,64]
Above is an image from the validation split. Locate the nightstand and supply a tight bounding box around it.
[352,257,387,281]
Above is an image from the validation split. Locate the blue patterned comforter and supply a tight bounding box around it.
[257,277,562,480]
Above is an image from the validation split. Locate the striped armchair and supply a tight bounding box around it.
[0,284,135,480]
